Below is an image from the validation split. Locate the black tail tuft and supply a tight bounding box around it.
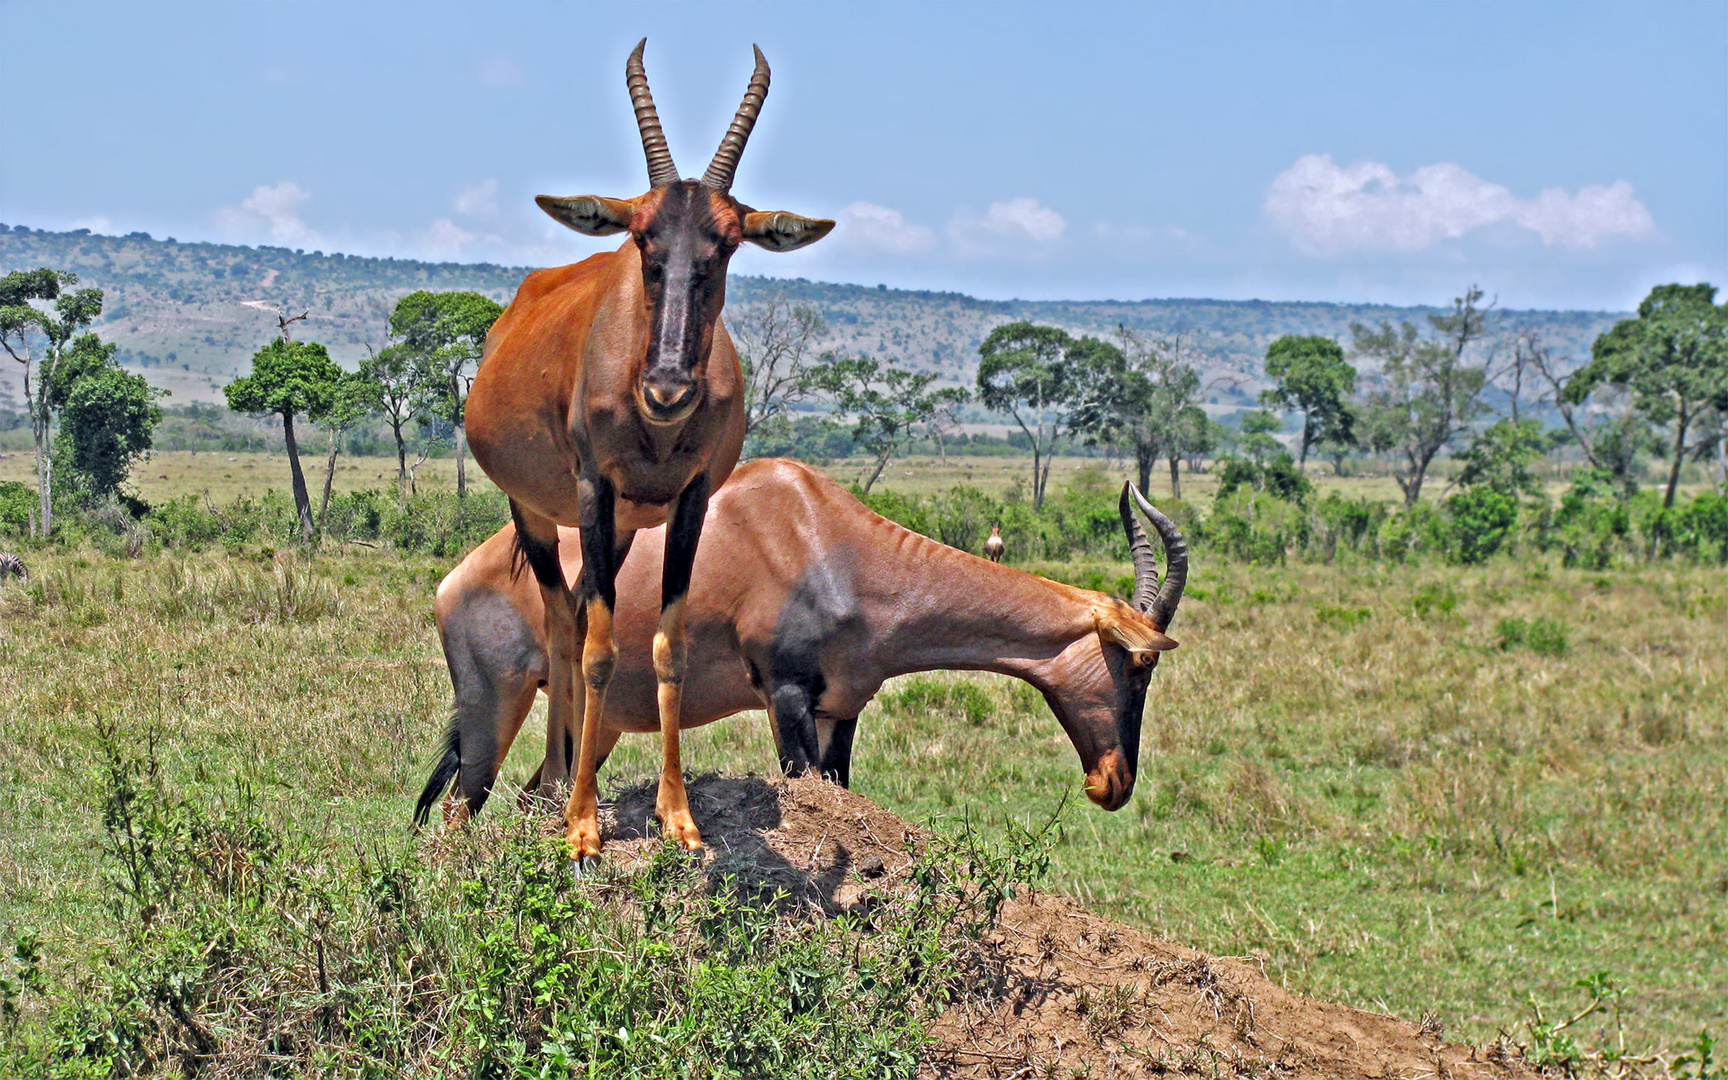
[413,714,463,829]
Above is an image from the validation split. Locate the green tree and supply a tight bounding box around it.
[1236,410,1284,462]
[0,268,105,535]
[1350,285,1494,507]
[1076,329,1210,500]
[1261,334,1356,468]
[224,337,343,541]
[808,355,969,494]
[355,342,429,499]
[314,372,374,518]
[55,364,163,504]
[1457,418,1547,498]
[390,291,503,498]
[1564,283,1728,510]
[978,322,1120,509]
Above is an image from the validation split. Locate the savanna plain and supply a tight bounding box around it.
[0,452,1724,1070]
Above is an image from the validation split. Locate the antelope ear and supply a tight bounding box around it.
[742,210,835,252]
[537,195,636,236]
[1097,612,1179,654]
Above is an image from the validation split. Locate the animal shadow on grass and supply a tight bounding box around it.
[605,774,856,915]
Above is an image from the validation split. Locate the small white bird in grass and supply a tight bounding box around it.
[984,524,1005,562]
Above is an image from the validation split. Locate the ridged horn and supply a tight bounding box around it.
[627,39,680,188]
[1119,482,1189,632]
[701,45,770,192]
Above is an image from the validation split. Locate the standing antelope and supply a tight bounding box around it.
[465,43,833,861]
[418,459,1187,826]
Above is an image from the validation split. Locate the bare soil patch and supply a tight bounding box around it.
[578,774,1538,1080]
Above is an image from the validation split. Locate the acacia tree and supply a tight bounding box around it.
[391,291,502,498]
[1564,283,1728,510]
[808,355,969,493]
[1261,334,1356,467]
[1073,328,1214,500]
[976,322,1127,509]
[731,291,828,443]
[225,336,343,541]
[1350,285,1494,506]
[356,342,427,499]
[0,268,105,535]
[1235,410,1283,461]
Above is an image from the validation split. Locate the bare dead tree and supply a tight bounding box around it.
[276,309,309,342]
[1523,328,1656,494]
[731,291,828,438]
[922,390,967,463]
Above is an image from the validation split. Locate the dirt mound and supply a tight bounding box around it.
[587,775,1536,1080]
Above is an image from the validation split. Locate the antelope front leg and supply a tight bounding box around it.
[653,477,711,852]
[564,476,625,864]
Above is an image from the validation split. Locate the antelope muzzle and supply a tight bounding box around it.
[1085,748,1136,810]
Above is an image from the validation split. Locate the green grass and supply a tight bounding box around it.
[1,497,1724,1062]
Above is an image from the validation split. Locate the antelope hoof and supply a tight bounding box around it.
[567,853,603,879]
[565,819,603,863]
[657,807,704,853]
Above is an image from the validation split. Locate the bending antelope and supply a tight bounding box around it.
[417,459,1187,826]
[465,43,833,861]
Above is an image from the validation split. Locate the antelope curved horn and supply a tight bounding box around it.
[627,39,680,187]
[1119,482,1189,632]
[701,45,771,192]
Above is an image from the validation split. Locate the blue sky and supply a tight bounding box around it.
[2,0,1723,310]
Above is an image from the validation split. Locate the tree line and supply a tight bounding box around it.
[3,265,502,543]
[5,265,1724,552]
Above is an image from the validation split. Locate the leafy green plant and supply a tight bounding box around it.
[4,723,1054,1079]
[1497,616,1570,656]
[1675,1030,1725,1080]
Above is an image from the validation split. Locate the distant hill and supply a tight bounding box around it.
[1,223,1624,409]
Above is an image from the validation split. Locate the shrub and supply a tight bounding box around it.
[1209,488,1308,564]
[4,725,1053,1079]
[0,480,35,537]
[1445,487,1519,564]
[1496,616,1569,656]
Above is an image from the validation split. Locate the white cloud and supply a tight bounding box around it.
[837,202,935,255]
[214,181,321,246]
[1515,181,1654,248]
[981,197,1066,242]
[477,54,525,87]
[73,215,112,234]
[947,197,1067,258]
[454,178,499,218]
[416,218,478,260]
[1265,154,1654,254]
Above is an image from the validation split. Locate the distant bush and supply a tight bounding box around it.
[1497,616,1570,656]
[0,480,34,537]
